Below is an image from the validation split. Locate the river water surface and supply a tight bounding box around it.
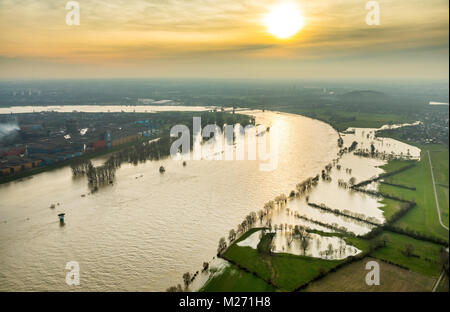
[0,107,417,291]
[0,108,344,291]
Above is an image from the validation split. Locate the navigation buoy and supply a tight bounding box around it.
[58,213,65,225]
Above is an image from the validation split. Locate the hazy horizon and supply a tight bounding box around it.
[0,0,448,80]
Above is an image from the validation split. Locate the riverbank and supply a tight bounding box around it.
[0,136,160,185]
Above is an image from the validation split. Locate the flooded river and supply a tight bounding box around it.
[0,107,418,291]
[0,109,342,291]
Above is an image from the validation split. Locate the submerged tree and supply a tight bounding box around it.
[326,243,334,259]
[70,159,93,176]
[300,236,311,255]
[228,229,236,243]
[349,141,358,152]
[217,237,227,255]
[348,177,357,186]
[182,272,192,288]
[370,143,376,156]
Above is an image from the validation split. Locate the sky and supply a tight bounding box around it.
[0,0,448,79]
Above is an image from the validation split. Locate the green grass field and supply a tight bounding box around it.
[436,273,449,292]
[429,148,449,186]
[379,198,406,221]
[303,257,436,292]
[223,243,343,291]
[436,185,449,228]
[379,159,416,174]
[202,227,375,292]
[267,253,342,291]
[370,231,443,277]
[200,265,277,292]
[221,229,349,291]
[378,144,449,241]
[429,148,449,228]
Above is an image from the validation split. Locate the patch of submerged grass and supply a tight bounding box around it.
[306,229,371,253]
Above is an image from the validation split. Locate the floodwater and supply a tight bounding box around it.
[342,125,421,160]
[0,107,418,291]
[0,105,213,114]
[0,109,341,291]
[272,231,360,260]
[237,229,360,260]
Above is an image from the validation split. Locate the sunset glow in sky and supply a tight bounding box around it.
[264,2,304,39]
[0,0,448,79]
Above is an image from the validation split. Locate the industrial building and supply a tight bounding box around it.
[0,112,160,177]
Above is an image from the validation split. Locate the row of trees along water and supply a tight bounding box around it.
[70,111,255,190]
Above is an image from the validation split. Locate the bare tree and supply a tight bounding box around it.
[217,237,227,255]
[300,236,310,255]
[228,229,236,243]
[183,272,192,288]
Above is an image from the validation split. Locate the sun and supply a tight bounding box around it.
[264,2,304,39]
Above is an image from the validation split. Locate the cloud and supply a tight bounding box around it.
[0,0,448,78]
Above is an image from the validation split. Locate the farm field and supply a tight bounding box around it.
[379,145,449,241]
[429,148,449,228]
[303,257,436,292]
[378,198,407,221]
[436,274,449,292]
[370,231,443,277]
[200,265,277,292]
